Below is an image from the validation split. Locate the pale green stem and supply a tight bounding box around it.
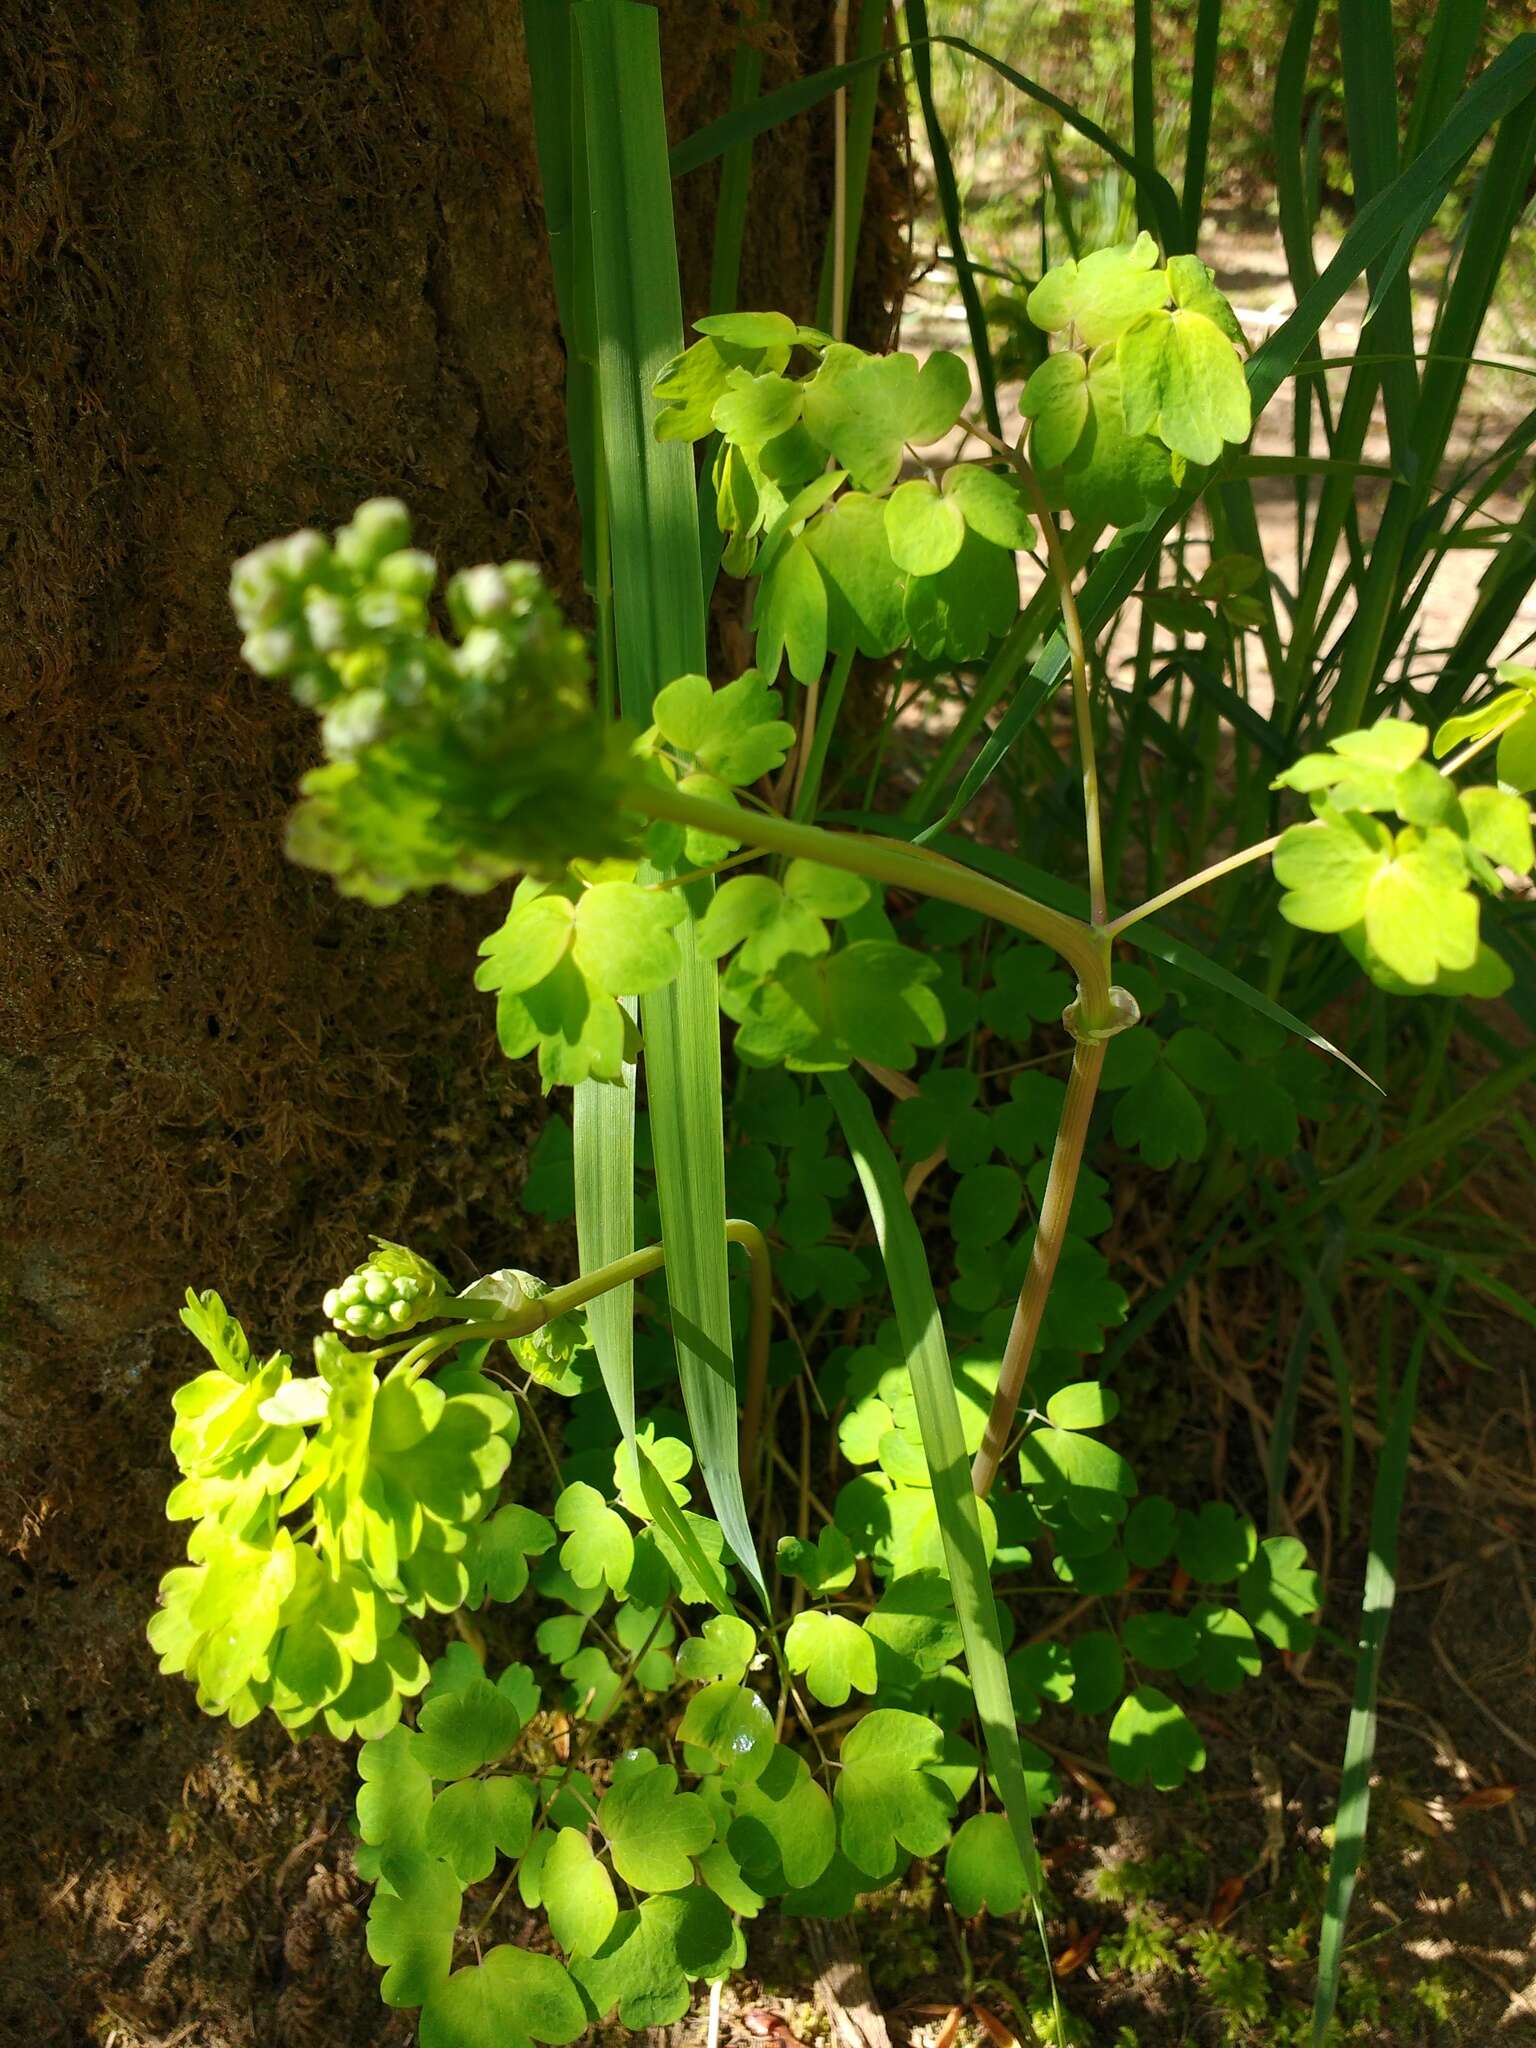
[965,416,1107,925]
[1440,704,1529,778]
[971,1036,1105,1498]
[402,1219,773,1468]
[1103,833,1285,940]
[638,781,1116,1022]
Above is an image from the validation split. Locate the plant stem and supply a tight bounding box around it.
[401,1222,773,1422]
[965,417,1107,925]
[639,781,1116,1021]
[1103,833,1284,938]
[971,1036,1106,1497]
[1440,701,1528,776]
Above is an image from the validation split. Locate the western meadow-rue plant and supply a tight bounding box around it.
[148,7,1536,2041]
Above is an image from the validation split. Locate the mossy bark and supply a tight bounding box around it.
[0,4,904,2040]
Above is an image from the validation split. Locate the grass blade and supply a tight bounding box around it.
[823,1070,1046,1899]
[1132,0,1156,237]
[1311,1275,1446,2045]
[574,1058,637,1443]
[526,4,639,1450]
[928,35,1536,834]
[817,0,887,336]
[1182,0,1223,244]
[903,0,1000,434]
[710,37,764,318]
[574,0,764,1598]
[672,32,1185,254]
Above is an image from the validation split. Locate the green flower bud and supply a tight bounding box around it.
[241,628,302,677]
[375,548,438,597]
[335,497,412,570]
[324,1240,450,1336]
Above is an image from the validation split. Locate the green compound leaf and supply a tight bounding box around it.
[676,1681,776,1783]
[570,882,687,995]
[725,940,944,1073]
[418,1945,586,2048]
[802,347,970,491]
[1273,812,1393,932]
[1020,352,1090,471]
[653,329,791,442]
[1237,1536,1322,1650]
[1185,1604,1263,1693]
[726,1742,836,1891]
[1175,1503,1256,1584]
[1028,346,1179,529]
[366,1849,462,2008]
[1112,1061,1207,1168]
[413,1676,527,1782]
[599,1764,714,1892]
[696,875,829,975]
[945,1810,1031,1918]
[1497,705,1536,792]
[1121,1611,1198,1672]
[697,1839,767,1917]
[1462,786,1535,873]
[1122,1494,1178,1570]
[784,1609,878,1707]
[674,1614,758,1685]
[356,1725,433,1854]
[712,366,804,452]
[1118,306,1252,466]
[941,462,1035,549]
[982,941,1074,1036]
[465,1504,557,1606]
[752,533,828,685]
[651,670,796,786]
[554,1481,634,1596]
[804,491,909,657]
[1167,253,1247,348]
[1362,830,1480,985]
[950,1163,1023,1249]
[613,1428,693,1519]
[865,1571,966,1688]
[884,479,966,575]
[903,523,1020,663]
[1046,1381,1120,1430]
[775,1523,857,1594]
[571,1890,740,2031]
[834,1708,955,1876]
[1016,1425,1135,1530]
[1068,1631,1125,1716]
[1107,1686,1207,1790]
[1026,231,1169,347]
[424,1775,536,1886]
[542,1827,619,1958]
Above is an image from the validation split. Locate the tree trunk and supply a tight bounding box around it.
[0,4,904,2039]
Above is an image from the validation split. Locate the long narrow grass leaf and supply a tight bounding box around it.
[574,0,764,1598]
[817,0,888,335]
[904,0,999,433]
[1311,1275,1447,2044]
[823,1071,1046,1897]
[671,34,1184,253]
[575,1060,637,1443]
[1182,0,1223,243]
